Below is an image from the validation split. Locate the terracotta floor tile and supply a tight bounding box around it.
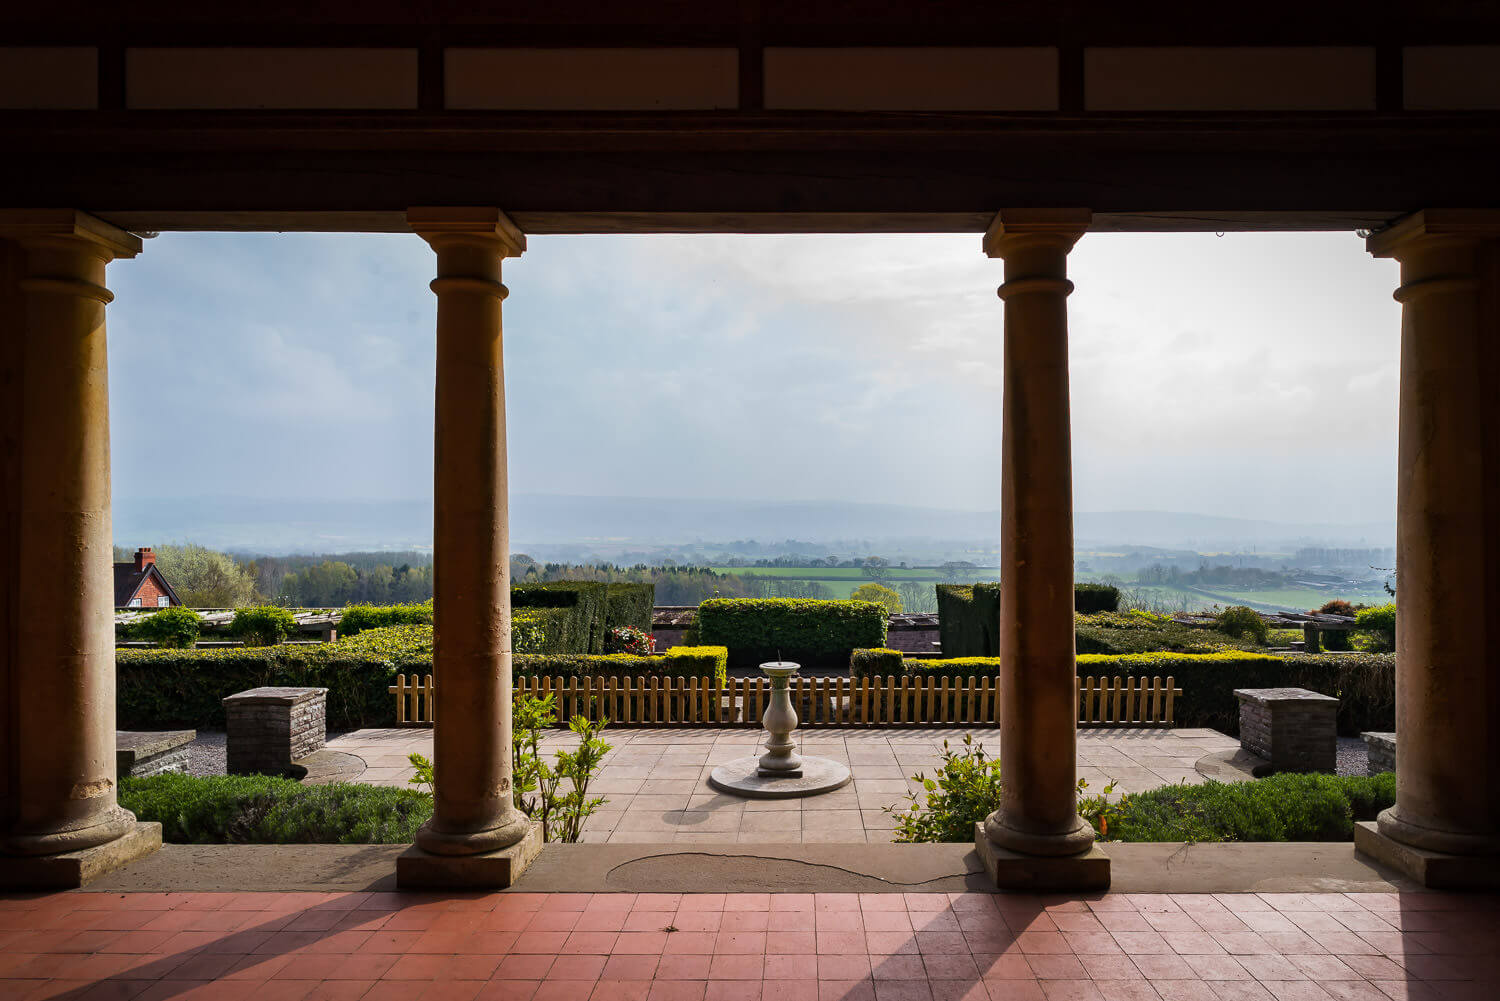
[1040,980,1106,1001]
[1151,983,1218,1001]
[1080,955,1147,981]
[1090,980,1162,1001]
[649,981,708,1001]
[872,981,935,1001]
[474,980,541,1001]
[706,981,763,1001]
[818,981,875,1001]
[656,954,713,980]
[761,981,818,1001]
[1027,957,1090,981]
[709,954,766,980]
[593,979,655,1001]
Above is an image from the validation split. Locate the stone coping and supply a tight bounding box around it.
[1362,731,1396,747]
[1233,687,1339,706]
[222,686,328,706]
[116,729,195,762]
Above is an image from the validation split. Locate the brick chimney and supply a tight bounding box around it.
[134,547,155,570]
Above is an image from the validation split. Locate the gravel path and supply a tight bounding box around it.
[187,730,226,777]
[1336,735,1369,777]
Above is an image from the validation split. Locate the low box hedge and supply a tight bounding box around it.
[515,646,727,687]
[337,602,432,638]
[512,581,608,654]
[116,643,730,729]
[695,598,888,669]
[847,648,1394,735]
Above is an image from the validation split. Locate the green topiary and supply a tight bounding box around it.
[1074,583,1121,614]
[604,582,655,636]
[513,582,609,654]
[695,598,887,669]
[1215,605,1268,645]
[130,605,202,649]
[850,648,904,678]
[230,605,298,647]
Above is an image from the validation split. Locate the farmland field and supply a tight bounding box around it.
[710,566,1388,612]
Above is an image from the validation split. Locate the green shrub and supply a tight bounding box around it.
[1074,583,1121,614]
[604,582,655,635]
[695,598,887,668]
[1107,772,1395,843]
[1355,603,1396,651]
[886,735,1121,844]
[119,773,431,844]
[1317,599,1356,617]
[513,582,609,654]
[230,605,298,647]
[1215,605,1268,645]
[129,606,202,648]
[334,624,434,658]
[850,648,904,678]
[337,602,432,638]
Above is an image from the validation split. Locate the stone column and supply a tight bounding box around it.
[1355,211,1500,884]
[0,211,159,882]
[976,210,1107,890]
[398,208,540,887]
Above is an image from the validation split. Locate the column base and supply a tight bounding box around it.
[974,822,1110,891]
[397,820,543,889]
[1354,821,1500,890]
[0,821,162,889]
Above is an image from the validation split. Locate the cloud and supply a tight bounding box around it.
[106,229,1401,524]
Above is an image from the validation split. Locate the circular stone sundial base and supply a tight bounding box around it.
[708,755,853,800]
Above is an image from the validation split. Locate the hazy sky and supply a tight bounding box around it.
[107,230,1401,525]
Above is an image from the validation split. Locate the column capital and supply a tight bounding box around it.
[1367,209,1500,260]
[983,209,1092,259]
[0,209,142,261]
[407,207,526,257]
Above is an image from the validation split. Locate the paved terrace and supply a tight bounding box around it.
[329,727,1240,844]
[1,886,1494,1001]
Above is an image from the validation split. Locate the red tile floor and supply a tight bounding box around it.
[0,888,1495,1001]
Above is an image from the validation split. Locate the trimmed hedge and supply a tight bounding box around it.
[516,646,728,687]
[1075,612,1246,655]
[940,583,1125,656]
[337,602,432,638]
[696,598,888,669]
[1074,583,1121,614]
[846,648,1395,736]
[605,583,655,635]
[849,648,904,677]
[120,773,430,844]
[513,581,608,654]
[116,644,731,729]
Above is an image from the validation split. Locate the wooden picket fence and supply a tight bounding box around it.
[389,673,1180,729]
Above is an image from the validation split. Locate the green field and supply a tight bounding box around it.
[711,566,1387,613]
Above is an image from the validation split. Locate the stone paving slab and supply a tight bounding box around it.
[328,727,1241,845]
[2,884,1495,1001]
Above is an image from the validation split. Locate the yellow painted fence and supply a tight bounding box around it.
[389,674,1180,729]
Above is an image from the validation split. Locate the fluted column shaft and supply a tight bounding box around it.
[0,211,140,856]
[982,209,1095,858]
[409,208,529,857]
[1368,210,1500,856]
